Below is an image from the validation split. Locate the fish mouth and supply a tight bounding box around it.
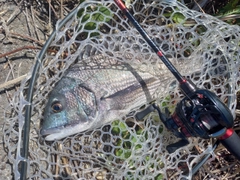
[40,127,62,136]
[40,122,92,141]
[40,127,65,141]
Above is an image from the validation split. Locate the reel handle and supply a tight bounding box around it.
[219,128,240,160]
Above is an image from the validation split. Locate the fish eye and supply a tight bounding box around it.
[51,101,63,113]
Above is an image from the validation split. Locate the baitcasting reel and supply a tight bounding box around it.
[157,80,240,155]
[136,79,240,159]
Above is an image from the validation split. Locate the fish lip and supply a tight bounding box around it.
[40,121,93,141]
[40,120,82,137]
[40,127,66,141]
[40,127,63,136]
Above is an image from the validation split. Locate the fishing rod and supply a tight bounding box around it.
[114,0,240,171]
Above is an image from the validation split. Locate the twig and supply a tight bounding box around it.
[47,0,59,19]
[30,6,41,41]
[6,60,16,80]
[60,0,63,19]
[0,46,41,58]
[219,14,240,21]
[23,0,34,41]
[62,155,72,175]
[193,0,207,13]
[9,32,44,46]
[0,74,27,90]
[236,109,240,116]
[0,9,8,16]
[6,5,22,25]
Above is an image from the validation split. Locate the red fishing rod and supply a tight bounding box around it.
[114,0,240,162]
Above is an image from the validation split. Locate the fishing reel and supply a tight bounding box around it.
[136,79,240,159]
[158,79,234,153]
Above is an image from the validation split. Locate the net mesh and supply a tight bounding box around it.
[3,0,240,179]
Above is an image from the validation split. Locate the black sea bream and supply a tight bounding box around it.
[41,54,170,141]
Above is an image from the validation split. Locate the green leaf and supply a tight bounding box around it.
[97,6,112,22]
[124,151,131,158]
[116,139,122,146]
[84,22,97,30]
[136,128,143,135]
[219,0,239,14]
[172,12,185,24]
[111,126,120,135]
[116,149,123,156]
[135,144,142,150]
[112,120,119,126]
[155,174,164,180]
[158,125,163,134]
[77,4,113,38]
[119,121,128,131]
[123,141,132,149]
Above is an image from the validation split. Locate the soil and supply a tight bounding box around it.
[0,1,36,178]
[0,0,79,178]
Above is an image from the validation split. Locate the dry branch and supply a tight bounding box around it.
[0,46,41,59]
[0,74,27,90]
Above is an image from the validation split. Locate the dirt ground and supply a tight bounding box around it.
[0,0,240,179]
[0,2,35,179]
[0,0,79,178]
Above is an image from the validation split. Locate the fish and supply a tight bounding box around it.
[41,54,171,141]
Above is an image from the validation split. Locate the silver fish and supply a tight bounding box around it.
[41,54,169,141]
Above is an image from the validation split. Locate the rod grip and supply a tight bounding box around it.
[219,128,240,160]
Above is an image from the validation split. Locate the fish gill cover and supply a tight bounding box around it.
[3,0,240,179]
